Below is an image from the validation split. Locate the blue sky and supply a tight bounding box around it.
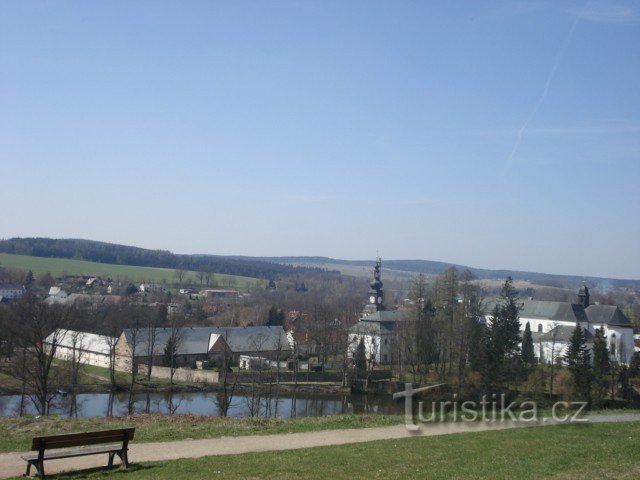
[1,1,639,279]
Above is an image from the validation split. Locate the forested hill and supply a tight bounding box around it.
[0,238,338,280]
[232,256,640,290]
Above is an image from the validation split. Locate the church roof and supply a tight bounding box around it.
[519,300,588,323]
[359,310,405,323]
[538,325,594,343]
[349,321,394,335]
[585,305,631,327]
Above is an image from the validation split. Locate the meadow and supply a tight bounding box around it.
[5,421,639,479]
[0,253,260,290]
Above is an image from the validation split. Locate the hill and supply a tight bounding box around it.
[0,238,338,281]
[0,253,259,290]
[230,256,640,291]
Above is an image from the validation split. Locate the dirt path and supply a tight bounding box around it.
[1,414,638,479]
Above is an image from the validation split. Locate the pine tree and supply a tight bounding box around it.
[591,328,610,407]
[487,277,522,387]
[355,338,367,378]
[565,324,592,402]
[521,322,535,365]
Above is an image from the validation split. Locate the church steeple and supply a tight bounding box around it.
[367,256,384,311]
[578,282,590,308]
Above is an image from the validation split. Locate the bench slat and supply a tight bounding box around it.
[21,444,123,461]
[31,428,135,450]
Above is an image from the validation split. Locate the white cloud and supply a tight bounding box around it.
[568,2,639,23]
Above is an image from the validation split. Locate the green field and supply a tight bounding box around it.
[0,253,260,290]
[7,421,639,479]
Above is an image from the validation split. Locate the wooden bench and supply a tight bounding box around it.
[21,428,135,479]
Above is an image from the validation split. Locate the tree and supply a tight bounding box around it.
[24,270,34,288]
[355,338,367,378]
[487,277,522,387]
[521,322,535,366]
[564,324,592,402]
[174,269,186,287]
[591,328,610,407]
[4,295,72,415]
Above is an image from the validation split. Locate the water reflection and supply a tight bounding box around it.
[0,390,401,419]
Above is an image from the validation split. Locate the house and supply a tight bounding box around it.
[48,286,68,300]
[114,325,292,372]
[0,285,25,300]
[115,327,230,372]
[488,284,635,364]
[44,329,116,369]
[203,289,239,299]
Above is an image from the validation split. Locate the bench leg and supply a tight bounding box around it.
[108,452,115,467]
[24,460,44,480]
[116,450,129,469]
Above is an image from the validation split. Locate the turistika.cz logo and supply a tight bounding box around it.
[393,383,588,431]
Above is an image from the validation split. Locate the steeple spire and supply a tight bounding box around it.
[367,256,384,311]
[578,282,590,308]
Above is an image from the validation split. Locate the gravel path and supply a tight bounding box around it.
[1,414,638,479]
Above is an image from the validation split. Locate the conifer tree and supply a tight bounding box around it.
[487,277,522,387]
[355,338,367,378]
[565,324,592,402]
[521,322,535,365]
[591,328,609,406]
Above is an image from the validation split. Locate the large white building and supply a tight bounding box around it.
[491,284,635,364]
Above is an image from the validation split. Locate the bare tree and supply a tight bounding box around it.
[6,295,72,415]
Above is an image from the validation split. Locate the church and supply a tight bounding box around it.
[348,257,403,365]
[517,284,635,365]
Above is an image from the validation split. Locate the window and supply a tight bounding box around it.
[537,324,543,333]
[384,338,388,345]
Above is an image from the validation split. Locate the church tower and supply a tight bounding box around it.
[578,282,590,308]
[367,256,385,312]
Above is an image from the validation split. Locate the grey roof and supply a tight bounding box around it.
[538,325,594,343]
[45,329,115,355]
[349,321,394,336]
[585,305,631,326]
[359,310,405,323]
[122,326,291,356]
[519,300,588,323]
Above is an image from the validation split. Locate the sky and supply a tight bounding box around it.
[1,1,639,280]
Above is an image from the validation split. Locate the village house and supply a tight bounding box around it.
[0,284,25,301]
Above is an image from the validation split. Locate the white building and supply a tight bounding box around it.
[44,329,116,369]
[0,285,25,300]
[489,284,635,364]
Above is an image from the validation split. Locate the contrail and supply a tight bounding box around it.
[505,16,580,169]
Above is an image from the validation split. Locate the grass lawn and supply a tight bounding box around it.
[0,414,404,454]
[8,421,640,479]
[0,253,260,290]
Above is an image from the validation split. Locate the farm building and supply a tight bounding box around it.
[115,325,293,372]
[44,329,116,369]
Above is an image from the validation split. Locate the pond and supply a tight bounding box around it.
[0,391,402,419]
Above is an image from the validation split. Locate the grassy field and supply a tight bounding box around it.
[7,421,639,479]
[0,253,260,290]
[0,414,404,454]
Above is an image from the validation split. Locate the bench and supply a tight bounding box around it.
[21,428,135,479]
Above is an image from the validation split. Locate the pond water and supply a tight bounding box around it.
[0,391,402,419]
